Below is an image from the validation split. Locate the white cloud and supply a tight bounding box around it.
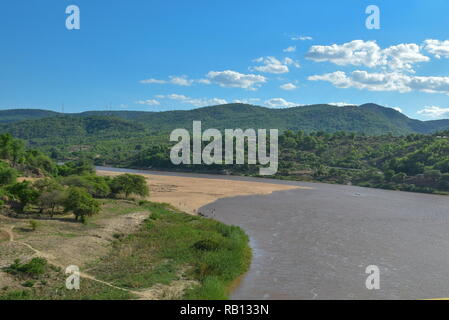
[417,105,449,118]
[306,40,382,67]
[163,93,227,107]
[309,70,449,95]
[206,70,267,90]
[283,57,300,68]
[328,102,357,107]
[283,46,296,53]
[140,78,167,84]
[264,98,300,108]
[136,99,160,106]
[250,56,290,74]
[292,35,313,41]
[381,43,429,72]
[392,107,403,113]
[306,40,429,72]
[169,75,193,86]
[280,83,297,90]
[423,39,449,59]
[140,75,193,86]
[233,98,261,104]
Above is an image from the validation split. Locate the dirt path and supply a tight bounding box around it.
[0,226,164,300]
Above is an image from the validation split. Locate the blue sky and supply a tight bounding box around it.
[1,0,449,119]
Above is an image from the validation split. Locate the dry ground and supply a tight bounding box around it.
[97,170,305,214]
[0,171,307,299]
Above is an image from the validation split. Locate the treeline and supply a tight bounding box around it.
[0,134,149,222]
[113,130,449,194]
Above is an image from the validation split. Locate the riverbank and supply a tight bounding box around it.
[97,167,306,214]
[0,200,251,300]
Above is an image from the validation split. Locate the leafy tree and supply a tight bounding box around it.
[59,174,110,198]
[6,181,40,212]
[0,164,17,186]
[63,187,100,221]
[110,174,149,199]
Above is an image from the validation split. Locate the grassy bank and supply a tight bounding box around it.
[0,200,251,300]
[90,201,251,299]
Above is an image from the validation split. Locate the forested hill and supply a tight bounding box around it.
[1,103,449,139]
[0,109,60,123]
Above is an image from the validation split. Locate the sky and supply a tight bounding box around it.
[1,0,449,120]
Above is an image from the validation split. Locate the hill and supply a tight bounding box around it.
[0,109,60,123]
[1,103,449,137]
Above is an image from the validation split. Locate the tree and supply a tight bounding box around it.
[7,181,40,212]
[0,165,17,186]
[110,174,149,199]
[38,189,66,217]
[63,187,100,221]
[59,174,110,198]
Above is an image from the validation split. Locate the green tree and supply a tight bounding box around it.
[110,174,149,199]
[6,181,40,212]
[0,165,17,186]
[63,187,100,221]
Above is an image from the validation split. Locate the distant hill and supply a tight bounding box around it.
[1,104,449,144]
[0,109,60,123]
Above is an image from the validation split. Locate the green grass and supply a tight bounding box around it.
[0,200,251,300]
[90,201,252,299]
[0,258,135,300]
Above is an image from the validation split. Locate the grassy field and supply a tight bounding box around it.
[0,201,251,300]
[90,201,252,299]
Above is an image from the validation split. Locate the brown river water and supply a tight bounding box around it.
[98,167,449,300]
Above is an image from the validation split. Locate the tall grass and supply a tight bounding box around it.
[92,201,252,299]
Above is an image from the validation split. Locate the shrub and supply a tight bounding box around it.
[29,220,38,231]
[5,258,48,277]
[193,239,221,251]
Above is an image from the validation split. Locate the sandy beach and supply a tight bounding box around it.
[97,169,306,214]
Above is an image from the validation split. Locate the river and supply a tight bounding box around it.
[97,166,449,299]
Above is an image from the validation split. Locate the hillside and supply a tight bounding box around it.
[0,109,60,123]
[1,103,449,137]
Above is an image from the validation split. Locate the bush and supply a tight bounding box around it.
[29,220,38,231]
[5,258,48,277]
[193,239,221,251]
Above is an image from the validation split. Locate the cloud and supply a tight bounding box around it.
[283,57,301,68]
[264,98,300,108]
[306,40,429,72]
[423,39,449,58]
[382,43,430,72]
[283,46,296,53]
[392,107,403,113]
[140,78,167,84]
[280,83,297,90]
[140,75,193,86]
[162,93,228,107]
[309,70,449,95]
[328,102,357,107]
[292,35,313,41]
[250,56,290,74]
[417,105,449,118]
[136,99,160,106]
[206,70,267,90]
[168,75,193,86]
[233,98,261,104]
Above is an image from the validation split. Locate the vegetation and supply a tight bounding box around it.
[89,202,251,300]
[0,133,148,221]
[0,133,250,300]
[2,103,449,167]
